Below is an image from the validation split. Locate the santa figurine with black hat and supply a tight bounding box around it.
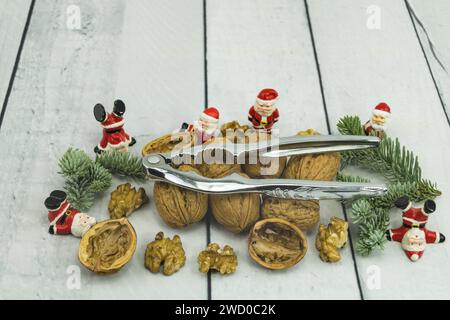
[248,88,280,132]
[186,107,221,144]
[44,190,96,238]
[387,196,445,261]
[363,102,391,137]
[94,99,136,154]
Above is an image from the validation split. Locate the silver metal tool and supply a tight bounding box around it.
[143,134,387,201]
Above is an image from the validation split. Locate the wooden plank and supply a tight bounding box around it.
[407,0,450,123]
[206,0,362,299]
[0,0,206,299]
[0,0,31,111]
[308,0,450,299]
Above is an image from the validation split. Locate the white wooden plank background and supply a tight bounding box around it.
[0,0,449,300]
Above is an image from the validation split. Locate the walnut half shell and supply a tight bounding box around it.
[248,218,307,270]
[79,218,137,274]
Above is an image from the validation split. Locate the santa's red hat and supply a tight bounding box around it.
[201,107,220,123]
[372,102,391,118]
[256,88,279,105]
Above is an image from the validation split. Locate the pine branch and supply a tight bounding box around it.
[95,150,146,179]
[336,115,441,256]
[58,148,93,178]
[64,175,95,211]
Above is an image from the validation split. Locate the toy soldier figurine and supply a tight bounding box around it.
[387,196,445,261]
[184,107,221,144]
[45,190,96,238]
[94,100,136,154]
[363,102,391,137]
[248,88,280,132]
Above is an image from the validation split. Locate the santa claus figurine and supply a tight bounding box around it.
[186,107,220,144]
[248,88,280,132]
[363,102,391,137]
[94,100,136,154]
[386,196,445,262]
[45,190,96,238]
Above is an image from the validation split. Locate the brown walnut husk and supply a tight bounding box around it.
[79,218,137,274]
[154,165,208,228]
[315,216,348,263]
[262,198,320,230]
[242,131,287,179]
[210,173,261,233]
[198,243,237,274]
[282,129,341,181]
[144,232,186,275]
[248,218,307,270]
[142,131,193,156]
[108,183,149,219]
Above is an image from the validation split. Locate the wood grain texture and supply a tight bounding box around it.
[0,0,31,111]
[408,0,450,123]
[0,0,207,299]
[206,0,362,299]
[308,0,450,299]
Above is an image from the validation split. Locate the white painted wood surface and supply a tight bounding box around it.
[0,0,449,300]
[0,0,31,109]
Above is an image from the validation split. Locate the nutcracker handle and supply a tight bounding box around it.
[143,155,387,200]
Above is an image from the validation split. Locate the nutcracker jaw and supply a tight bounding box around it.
[143,132,387,200]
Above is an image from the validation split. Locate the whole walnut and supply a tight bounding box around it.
[220,121,251,143]
[262,198,319,230]
[283,129,340,181]
[242,131,287,179]
[210,173,261,233]
[153,165,208,228]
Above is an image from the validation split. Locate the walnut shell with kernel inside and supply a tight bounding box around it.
[153,165,208,228]
[79,218,137,274]
[248,218,307,270]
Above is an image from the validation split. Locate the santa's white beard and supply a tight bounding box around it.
[370,121,387,131]
[71,213,96,237]
[193,120,218,135]
[254,105,275,116]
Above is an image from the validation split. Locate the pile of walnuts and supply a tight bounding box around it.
[142,124,342,270]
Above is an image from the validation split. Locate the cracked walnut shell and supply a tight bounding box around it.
[145,232,186,275]
[79,218,137,274]
[198,243,237,274]
[142,132,193,156]
[154,165,208,228]
[108,183,149,219]
[249,218,307,270]
[315,216,348,263]
[262,198,320,230]
[210,173,261,233]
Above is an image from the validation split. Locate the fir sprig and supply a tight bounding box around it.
[95,149,146,179]
[336,116,441,256]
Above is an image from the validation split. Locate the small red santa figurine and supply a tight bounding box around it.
[186,107,220,144]
[248,88,280,132]
[94,100,136,154]
[387,196,445,262]
[363,102,391,137]
[45,190,96,238]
